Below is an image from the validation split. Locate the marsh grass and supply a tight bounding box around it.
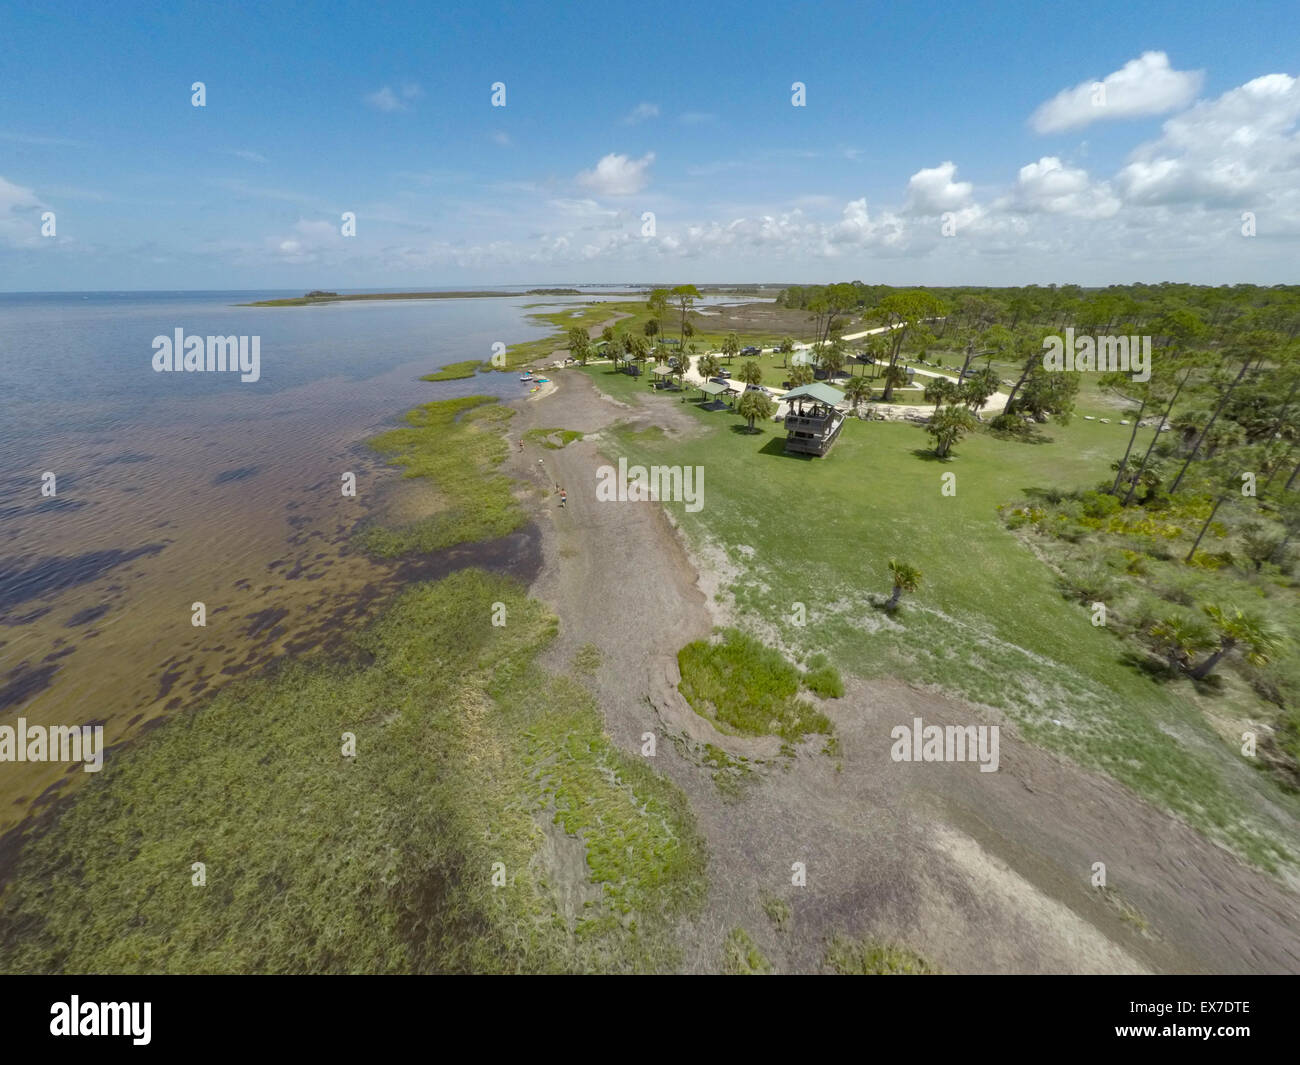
[420,360,481,382]
[723,927,774,974]
[354,395,524,557]
[825,935,940,974]
[0,571,707,974]
[524,427,585,450]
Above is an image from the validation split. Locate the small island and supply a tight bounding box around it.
[241,289,520,307]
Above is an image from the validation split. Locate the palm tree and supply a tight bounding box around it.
[628,333,649,368]
[886,559,921,611]
[738,360,764,387]
[844,375,872,413]
[820,343,847,380]
[676,342,696,389]
[880,364,909,401]
[698,353,721,381]
[737,390,776,432]
[928,404,977,458]
[1190,606,1280,680]
[721,332,740,362]
[1148,615,1215,674]
[788,364,815,388]
[778,336,795,365]
[923,377,955,412]
[961,366,1002,411]
[644,318,660,343]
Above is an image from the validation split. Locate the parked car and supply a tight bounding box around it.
[740,346,761,357]
[717,368,732,378]
[744,383,771,395]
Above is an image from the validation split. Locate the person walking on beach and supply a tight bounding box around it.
[559,488,567,508]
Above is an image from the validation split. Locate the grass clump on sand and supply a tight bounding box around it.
[723,928,773,974]
[761,891,791,933]
[524,427,585,450]
[802,652,844,698]
[825,935,940,974]
[0,570,707,974]
[677,628,834,743]
[420,360,481,382]
[355,395,524,557]
[573,643,603,675]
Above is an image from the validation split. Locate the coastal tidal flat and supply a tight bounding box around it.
[354,395,526,556]
[0,571,707,974]
[0,291,561,838]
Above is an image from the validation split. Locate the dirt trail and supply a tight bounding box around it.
[506,368,1300,974]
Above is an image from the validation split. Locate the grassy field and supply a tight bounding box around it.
[0,570,707,973]
[579,362,1299,872]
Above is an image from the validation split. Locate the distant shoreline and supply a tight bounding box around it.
[240,288,585,307]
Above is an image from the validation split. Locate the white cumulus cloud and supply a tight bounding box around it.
[1001,157,1120,218]
[577,152,655,196]
[1030,52,1203,133]
[905,161,974,214]
[1117,73,1300,206]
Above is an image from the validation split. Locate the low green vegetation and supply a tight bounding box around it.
[573,643,602,675]
[354,395,524,557]
[723,928,774,974]
[524,427,585,450]
[1101,887,1156,939]
[761,891,791,933]
[581,343,1299,871]
[825,935,940,974]
[677,629,835,743]
[498,302,635,372]
[0,570,707,974]
[420,360,481,382]
[1003,486,1298,790]
[802,653,844,698]
[701,742,757,798]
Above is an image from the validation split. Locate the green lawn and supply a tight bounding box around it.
[579,363,1299,871]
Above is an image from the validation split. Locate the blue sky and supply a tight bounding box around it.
[2,0,1298,289]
